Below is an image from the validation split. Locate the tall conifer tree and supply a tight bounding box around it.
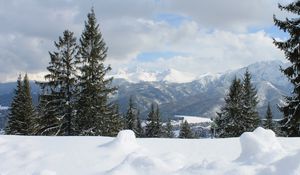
[75,9,116,136]
[37,30,77,136]
[215,77,244,137]
[241,69,260,132]
[6,74,35,135]
[274,1,300,136]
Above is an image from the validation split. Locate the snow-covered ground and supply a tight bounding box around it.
[1,128,300,175]
[174,115,212,124]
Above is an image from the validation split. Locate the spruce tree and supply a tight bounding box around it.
[5,75,23,135]
[164,119,175,138]
[274,1,300,136]
[22,74,36,134]
[125,97,137,132]
[6,74,36,135]
[75,9,116,136]
[145,104,162,137]
[241,69,260,132]
[263,102,274,130]
[215,77,244,137]
[179,120,194,138]
[37,30,77,136]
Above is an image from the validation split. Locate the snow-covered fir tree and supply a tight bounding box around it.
[145,104,162,138]
[215,70,260,137]
[164,119,175,138]
[37,30,77,136]
[274,1,300,137]
[263,102,274,131]
[179,120,194,138]
[215,77,243,137]
[241,69,260,132]
[6,74,36,135]
[74,9,118,136]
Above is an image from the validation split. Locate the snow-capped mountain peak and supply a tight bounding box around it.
[156,68,196,83]
[111,68,196,83]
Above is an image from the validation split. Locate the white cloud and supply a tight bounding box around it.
[108,20,284,75]
[0,0,288,82]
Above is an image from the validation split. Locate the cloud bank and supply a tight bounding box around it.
[0,0,288,82]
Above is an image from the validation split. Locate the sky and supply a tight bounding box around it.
[0,0,292,82]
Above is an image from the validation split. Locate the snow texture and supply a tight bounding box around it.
[1,128,300,175]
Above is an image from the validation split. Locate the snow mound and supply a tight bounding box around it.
[116,130,137,144]
[237,127,284,164]
[102,130,139,153]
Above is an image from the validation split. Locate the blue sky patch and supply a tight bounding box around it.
[136,51,187,62]
[155,13,191,27]
[249,26,289,39]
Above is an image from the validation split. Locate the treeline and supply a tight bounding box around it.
[123,96,194,138]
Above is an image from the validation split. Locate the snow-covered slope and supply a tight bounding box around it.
[114,60,291,119]
[111,68,196,83]
[1,128,300,175]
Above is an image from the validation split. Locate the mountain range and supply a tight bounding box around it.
[0,60,292,122]
[113,60,291,119]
